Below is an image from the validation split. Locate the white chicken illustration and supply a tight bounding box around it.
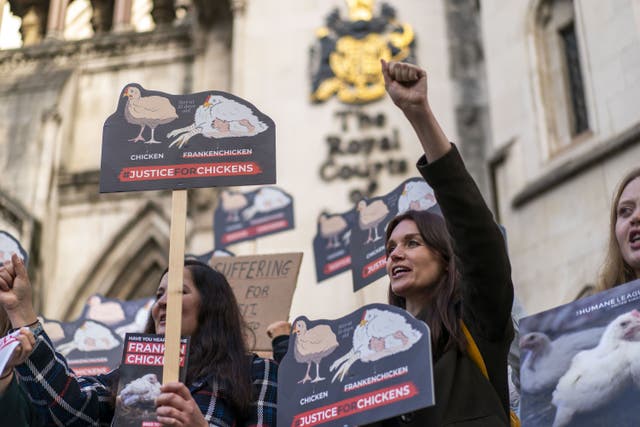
[318,213,349,248]
[330,308,422,382]
[551,309,640,427]
[118,373,162,408]
[242,187,292,221]
[86,295,126,326]
[167,94,268,148]
[0,232,23,263]
[293,320,339,384]
[220,190,249,222]
[56,320,121,356]
[519,327,605,394]
[115,299,154,339]
[397,181,436,213]
[122,86,178,144]
[357,200,390,244]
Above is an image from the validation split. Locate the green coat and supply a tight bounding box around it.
[0,374,42,427]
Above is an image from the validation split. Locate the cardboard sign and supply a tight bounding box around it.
[350,177,439,292]
[208,253,303,351]
[520,279,640,427]
[213,186,294,248]
[277,303,434,427]
[112,334,189,427]
[100,85,276,193]
[0,230,28,266]
[313,209,356,283]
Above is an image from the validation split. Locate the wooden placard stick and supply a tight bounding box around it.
[162,189,187,384]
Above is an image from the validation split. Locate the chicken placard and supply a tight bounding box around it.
[277,303,434,427]
[349,177,440,292]
[100,85,275,193]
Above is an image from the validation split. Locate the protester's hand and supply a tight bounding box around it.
[0,254,37,327]
[156,382,208,427]
[381,59,428,114]
[266,320,291,339]
[1,328,35,377]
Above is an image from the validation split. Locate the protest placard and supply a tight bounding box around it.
[208,252,303,351]
[277,303,434,427]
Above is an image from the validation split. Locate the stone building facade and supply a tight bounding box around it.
[0,0,638,324]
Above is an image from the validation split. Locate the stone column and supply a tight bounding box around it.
[90,0,114,34]
[45,0,68,39]
[112,0,132,32]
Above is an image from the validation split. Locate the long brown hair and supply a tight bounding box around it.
[597,167,640,291]
[145,260,253,414]
[385,210,466,356]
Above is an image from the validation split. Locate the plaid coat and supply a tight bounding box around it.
[15,332,278,427]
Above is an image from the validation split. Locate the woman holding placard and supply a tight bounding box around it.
[597,168,640,291]
[373,59,515,426]
[0,256,278,426]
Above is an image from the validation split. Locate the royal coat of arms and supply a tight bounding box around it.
[310,0,416,104]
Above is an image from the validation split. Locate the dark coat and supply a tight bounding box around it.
[370,145,514,426]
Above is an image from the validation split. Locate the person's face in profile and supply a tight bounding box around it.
[152,267,202,336]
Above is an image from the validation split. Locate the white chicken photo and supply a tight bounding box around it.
[168,94,268,148]
[117,373,162,410]
[550,309,640,427]
[520,282,640,427]
[330,308,422,382]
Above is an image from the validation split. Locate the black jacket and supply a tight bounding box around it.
[370,146,514,426]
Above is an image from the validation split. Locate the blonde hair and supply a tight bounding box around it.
[597,167,640,291]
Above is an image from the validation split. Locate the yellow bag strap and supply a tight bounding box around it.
[460,320,521,427]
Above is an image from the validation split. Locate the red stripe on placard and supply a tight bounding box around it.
[362,255,387,278]
[222,220,289,244]
[323,255,351,274]
[291,382,418,427]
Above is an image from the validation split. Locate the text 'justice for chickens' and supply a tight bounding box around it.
[292,382,418,427]
[118,162,262,182]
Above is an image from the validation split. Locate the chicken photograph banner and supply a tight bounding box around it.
[313,208,356,283]
[208,252,303,351]
[213,186,295,248]
[100,85,276,193]
[519,278,640,427]
[350,177,439,292]
[112,334,189,427]
[277,303,434,427]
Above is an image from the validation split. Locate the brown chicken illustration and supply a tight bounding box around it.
[357,199,390,244]
[293,320,339,384]
[122,86,178,143]
[220,190,249,222]
[319,213,348,248]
